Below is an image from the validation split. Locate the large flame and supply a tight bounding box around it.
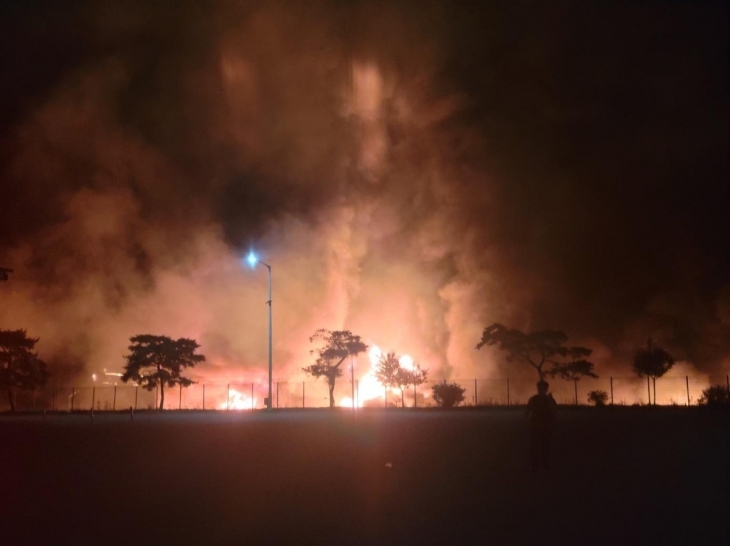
[220,388,256,410]
[338,345,415,408]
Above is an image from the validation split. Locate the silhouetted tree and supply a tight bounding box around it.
[404,363,428,408]
[303,329,368,408]
[303,357,342,408]
[476,323,594,382]
[373,352,428,407]
[549,360,598,404]
[121,335,204,410]
[587,390,609,406]
[632,338,674,405]
[698,385,730,407]
[431,382,466,408]
[0,329,48,412]
[374,351,401,406]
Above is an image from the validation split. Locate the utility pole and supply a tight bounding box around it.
[266,264,272,409]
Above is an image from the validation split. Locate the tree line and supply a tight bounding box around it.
[1,323,728,411]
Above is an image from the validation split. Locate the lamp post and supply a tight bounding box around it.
[351,356,355,410]
[246,252,273,410]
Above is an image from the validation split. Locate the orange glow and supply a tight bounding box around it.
[221,388,255,410]
[338,345,415,407]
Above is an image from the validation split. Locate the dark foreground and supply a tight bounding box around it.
[1,408,728,545]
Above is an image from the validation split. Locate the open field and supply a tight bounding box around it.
[1,408,728,545]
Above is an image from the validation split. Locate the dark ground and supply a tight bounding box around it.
[1,408,728,545]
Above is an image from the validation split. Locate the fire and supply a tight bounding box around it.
[338,345,414,407]
[221,388,255,410]
[399,354,414,371]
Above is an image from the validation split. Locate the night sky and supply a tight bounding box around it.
[0,0,727,380]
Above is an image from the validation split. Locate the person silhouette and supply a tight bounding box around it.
[526,380,557,471]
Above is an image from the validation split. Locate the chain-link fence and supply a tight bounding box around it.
[2,373,728,412]
[447,374,730,407]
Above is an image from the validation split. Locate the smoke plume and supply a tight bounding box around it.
[0,1,727,395]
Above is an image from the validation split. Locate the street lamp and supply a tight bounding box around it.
[246,251,273,410]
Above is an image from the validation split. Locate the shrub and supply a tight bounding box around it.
[431,382,466,408]
[587,390,609,406]
[698,385,730,407]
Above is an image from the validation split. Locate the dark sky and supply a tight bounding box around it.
[0,0,728,376]
[452,2,729,344]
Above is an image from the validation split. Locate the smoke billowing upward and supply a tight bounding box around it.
[0,1,728,387]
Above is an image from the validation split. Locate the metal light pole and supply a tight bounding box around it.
[350,355,355,412]
[247,252,273,410]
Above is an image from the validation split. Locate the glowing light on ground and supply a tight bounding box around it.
[221,388,255,410]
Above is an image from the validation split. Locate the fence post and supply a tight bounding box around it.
[414,383,417,408]
[227,384,230,410]
[71,388,75,412]
[302,381,305,409]
[356,380,359,408]
[52,385,56,412]
[653,377,656,405]
[134,386,138,411]
[507,379,510,406]
[474,378,478,407]
[92,387,96,411]
[33,389,36,410]
[251,382,254,410]
[179,383,182,410]
[113,386,117,411]
[574,379,578,405]
[384,386,387,408]
[610,377,614,405]
[203,384,206,410]
[276,381,279,409]
[686,375,690,406]
[726,374,729,392]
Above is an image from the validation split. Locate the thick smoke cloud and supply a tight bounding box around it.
[0,1,727,393]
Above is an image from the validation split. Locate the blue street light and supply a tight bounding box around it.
[245,251,273,410]
[246,252,258,268]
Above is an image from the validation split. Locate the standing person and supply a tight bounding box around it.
[526,380,557,471]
